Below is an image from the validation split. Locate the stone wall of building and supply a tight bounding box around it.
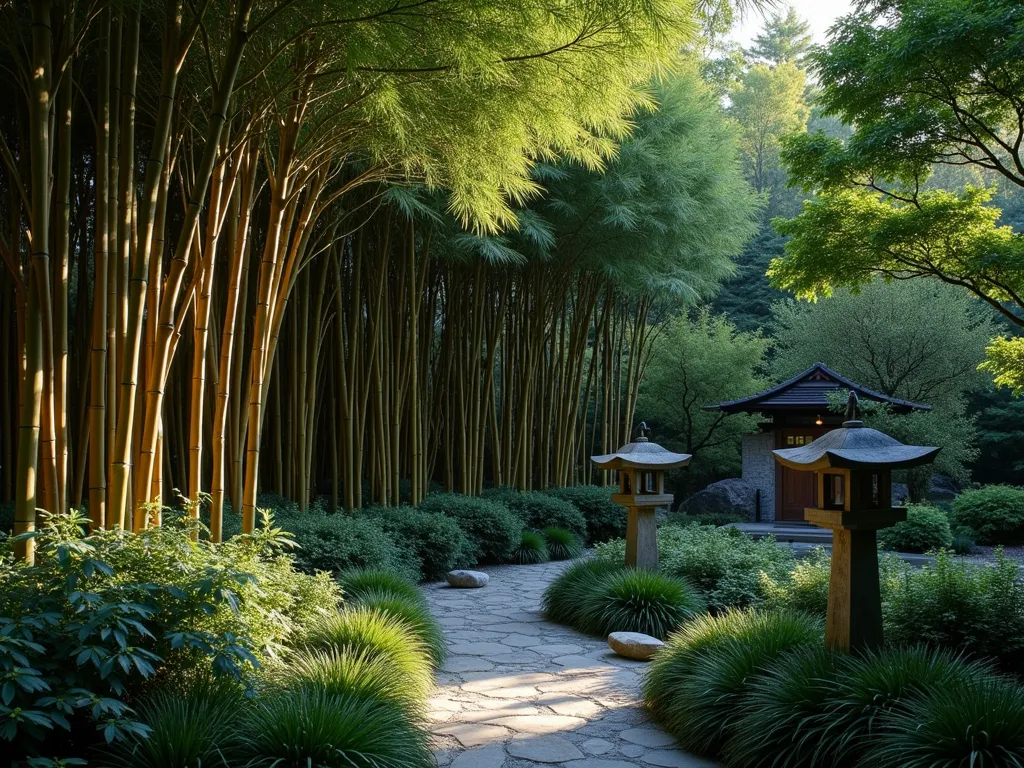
[741,432,776,522]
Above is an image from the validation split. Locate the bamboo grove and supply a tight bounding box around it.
[0,0,756,561]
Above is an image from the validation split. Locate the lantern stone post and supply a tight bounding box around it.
[591,423,691,572]
[773,393,939,652]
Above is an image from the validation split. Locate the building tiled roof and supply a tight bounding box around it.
[705,363,931,415]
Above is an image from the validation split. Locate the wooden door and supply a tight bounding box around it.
[776,428,826,522]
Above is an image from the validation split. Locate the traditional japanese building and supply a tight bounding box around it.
[706,363,931,523]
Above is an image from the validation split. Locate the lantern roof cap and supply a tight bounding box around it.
[773,418,940,471]
[590,422,691,470]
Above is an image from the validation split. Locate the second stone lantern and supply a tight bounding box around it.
[772,393,940,652]
[591,423,691,572]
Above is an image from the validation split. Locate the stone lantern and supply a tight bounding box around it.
[772,393,939,652]
[591,423,691,572]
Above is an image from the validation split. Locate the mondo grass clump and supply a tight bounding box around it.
[299,607,434,702]
[580,568,705,639]
[100,676,244,768]
[541,558,622,629]
[511,529,550,564]
[239,689,432,768]
[544,526,583,560]
[644,609,822,755]
[336,567,424,605]
[724,646,847,768]
[861,676,1024,768]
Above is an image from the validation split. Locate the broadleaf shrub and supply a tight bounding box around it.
[595,524,795,611]
[952,485,1024,545]
[543,485,625,544]
[284,512,418,581]
[489,489,587,539]
[417,493,521,563]
[0,510,340,759]
[877,504,952,553]
[361,505,475,580]
[883,550,1024,674]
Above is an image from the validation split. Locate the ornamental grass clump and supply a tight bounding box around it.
[271,648,422,713]
[298,607,433,702]
[644,609,823,754]
[724,647,847,768]
[100,676,244,768]
[861,676,1024,768]
[353,589,446,666]
[544,526,584,560]
[815,645,994,761]
[238,689,432,768]
[511,529,550,564]
[579,568,706,639]
[541,558,623,629]
[335,567,425,606]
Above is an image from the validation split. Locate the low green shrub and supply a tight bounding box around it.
[648,610,822,756]
[862,676,1024,768]
[877,504,952,553]
[298,607,433,701]
[883,550,1024,674]
[284,511,418,580]
[579,569,706,639]
[238,689,432,768]
[541,558,622,629]
[668,510,750,528]
[491,489,588,539]
[952,485,1024,545]
[336,568,424,606]
[725,647,845,768]
[511,529,549,564]
[353,589,446,666]
[543,485,625,544]
[595,524,796,611]
[361,505,476,580]
[417,493,522,563]
[544,526,583,560]
[100,676,245,768]
[759,546,832,615]
[0,511,340,759]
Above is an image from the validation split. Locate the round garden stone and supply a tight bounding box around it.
[447,569,490,588]
[608,631,665,661]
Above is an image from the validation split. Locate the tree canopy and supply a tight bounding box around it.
[772,0,1024,389]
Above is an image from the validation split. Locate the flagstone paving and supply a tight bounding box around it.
[425,561,718,768]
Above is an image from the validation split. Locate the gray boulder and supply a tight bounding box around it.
[607,631,665,661]
[446,569,489,588]
[891,482,910,506]
[680,478,758,521]
[928,474,960,502]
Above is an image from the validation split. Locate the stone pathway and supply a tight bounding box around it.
[425,561,718,768]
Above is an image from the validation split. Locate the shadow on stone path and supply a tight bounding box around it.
[425,560,719,768]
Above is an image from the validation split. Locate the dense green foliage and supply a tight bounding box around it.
[595,524,795,611]
[489,490,587,539]
[877,505,953,554]
[952,485,1024,544]
[417,494,522,564]
[637,312,770,493]
[361,506,475,581]
[0,512,339,756]
[283,512,418,581]
[542,486,625,545]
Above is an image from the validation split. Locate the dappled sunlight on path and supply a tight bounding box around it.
[424,561,718,768]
